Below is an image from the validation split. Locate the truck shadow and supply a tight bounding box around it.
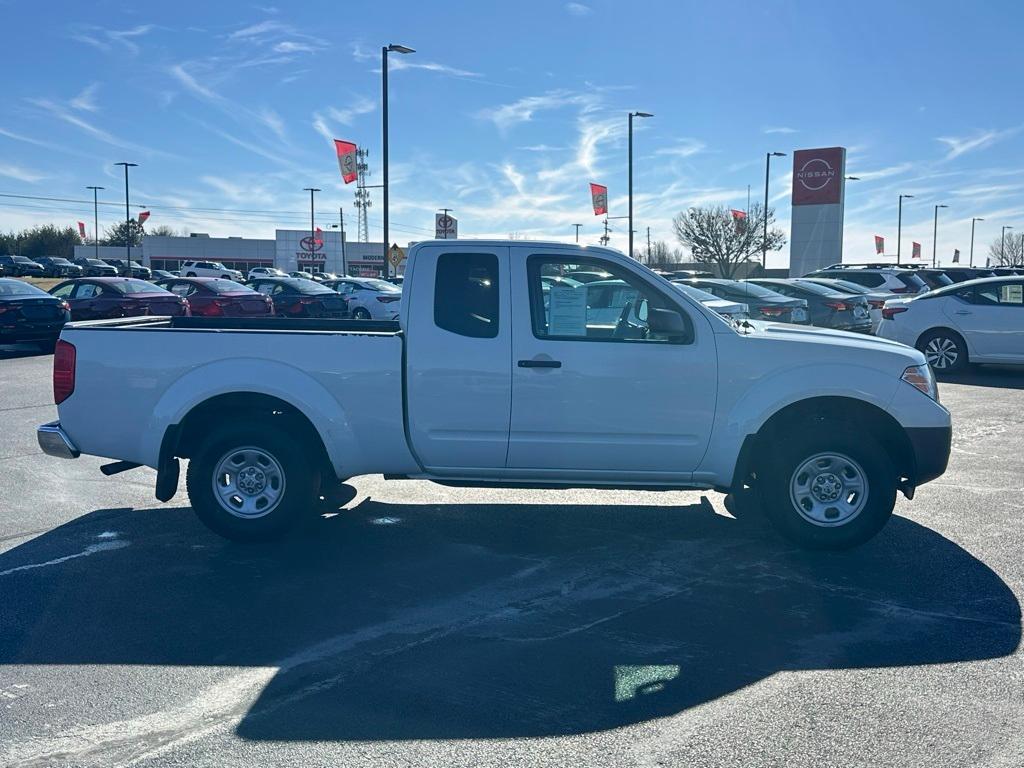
[1,499,1019,743]
[940,365,1024,390]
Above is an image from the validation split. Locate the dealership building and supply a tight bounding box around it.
[74,229,394,277]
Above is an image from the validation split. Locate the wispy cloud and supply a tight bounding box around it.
[477,90,599,133]
[566,2,592,15]
[655,139,707,159]
[762,126,798,135]
[26,97,171,157]
[385,58,480,78]
[848,163,911,181]
[70,83,100,112]
[0,163,47,183]
[71,24,154,55]
[327,96,376,126]
[936,128,1019,160]
[273,40,317,53]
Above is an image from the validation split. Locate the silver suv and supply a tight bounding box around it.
[805,264,929,295]
[180,260,243,280]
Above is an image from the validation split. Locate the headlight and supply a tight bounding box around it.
[902,363,938,401]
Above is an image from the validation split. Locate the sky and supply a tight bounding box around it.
[1,0,1022,267]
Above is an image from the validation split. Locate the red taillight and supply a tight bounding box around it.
[53,340,76,404]
[376,295,401,303]
[824,301,851,311]
[759,306,786,317]
[198,301,223,316]
[882,306,908,320]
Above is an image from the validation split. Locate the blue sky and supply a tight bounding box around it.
[1,0,1022,266]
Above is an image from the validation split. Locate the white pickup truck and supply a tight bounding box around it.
[37,241,951,550]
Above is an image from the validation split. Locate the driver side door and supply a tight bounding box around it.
[507,253,718,481]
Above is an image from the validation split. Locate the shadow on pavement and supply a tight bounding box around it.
[1,499,1019,742]
[0,343,50,360]
[940,365,1024,390]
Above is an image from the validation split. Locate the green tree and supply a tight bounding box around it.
[672,203,785,279]
[1,225,83,259]
[101,219,146,248]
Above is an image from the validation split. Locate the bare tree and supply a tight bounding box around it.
[987,233,1024,266]
[672,203,785,279]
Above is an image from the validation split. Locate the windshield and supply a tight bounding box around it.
[115,279,168,294]
[87,260,108,266]
[358,278,401,292]
[206,279,252,294]
[0,278,49,297]
[13,256,35,264]
[699,280,780,299]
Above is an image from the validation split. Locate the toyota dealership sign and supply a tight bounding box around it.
[792,147,844,206]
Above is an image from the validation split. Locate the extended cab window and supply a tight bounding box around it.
[528,258,690,343]
[434,253,499,338]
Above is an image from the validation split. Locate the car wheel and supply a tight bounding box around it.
[757,433,896,550]
[917,329,968,374]
[352,307,371,320]
[185,424,316,542]
[186,272,197,277]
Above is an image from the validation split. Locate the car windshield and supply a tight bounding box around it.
[700,280,780,299]
[87,260,108,266]
[114,279,168,294]
[763,280,844,297]
[286,279,334,295]
[359,279,401,292]
[673,283,726,303]
[206,279,252,294]
[0,278,49,297]
[50,258,72,265]
[13,256,35,264]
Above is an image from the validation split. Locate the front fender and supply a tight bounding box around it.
[140,358,360,477]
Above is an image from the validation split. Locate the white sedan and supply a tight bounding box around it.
[877,277,1024,372]
[323,277,402,320]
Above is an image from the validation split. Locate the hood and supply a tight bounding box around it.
[739,318,922,357]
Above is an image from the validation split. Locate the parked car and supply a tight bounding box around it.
[668,269,714,279]
[105,259,152,279]
[671,282,749,322]
[877,277,1024,373]
[676,278,810,324]
[991,266,1024,277]
[180,261,244,280]
[150,269,177,281]
[154,277,274,318]
[805,264,929,295]
[34,256,84,278]
[937,267,997,283]
[0,278,70,349]
[905,268,955,291]
[247,267,288,279]
[71,257,118,277]
[322,276,402,320]
[746,279,872,333]
[563,269,612,284]
[38,239,951,551]
[246,277,348,318]
[0,261,5,277]
[795,277,894,333]
[48,278,189,321]
[0,255,45,277]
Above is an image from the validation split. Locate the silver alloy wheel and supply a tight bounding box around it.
[789,452,869,527]
[924,336,959,370]
[211,446,286,519]
[353,307,370,320]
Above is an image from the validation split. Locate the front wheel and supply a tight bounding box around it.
[757,434,896,550]
[352,307,371,320]
[917,329,968,374]
[185,424,317,541]
[186,272,197,277]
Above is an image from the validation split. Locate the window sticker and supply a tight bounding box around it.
[548,285,588,336]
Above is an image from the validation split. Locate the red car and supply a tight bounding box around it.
[49,278,190,321]
[155,277,274,317]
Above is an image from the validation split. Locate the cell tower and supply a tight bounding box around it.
[353,148,372,242]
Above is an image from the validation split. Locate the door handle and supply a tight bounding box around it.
[518,359,562,368]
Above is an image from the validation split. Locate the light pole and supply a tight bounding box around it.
[113,163,137,275]
[328,208,348,276]
[969,217,984,267]
[628,111,653,259]
[86,185,104,259]
[572,224,582,243]
[897,194,914,262]
[932,204,948,267]
[1001,225,1014,265]
[762,151,786,268]
[382,42,415,280]
[303,187,320,272]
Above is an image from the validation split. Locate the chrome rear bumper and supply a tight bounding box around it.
[37,421,80,459]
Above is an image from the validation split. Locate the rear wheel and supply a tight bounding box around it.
[917,329,967,374]
[352,307,371,320]
[757,433,896,550]
[185,424,316,541]
[186,272,197,277]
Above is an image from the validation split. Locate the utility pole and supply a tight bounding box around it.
[114,163,137,275]
[646,226,651,263]
[382,43,416,280]
[897,194,914,261]
[627,111,653,261]
[86,185,104,259]
[572,224,582,243]
[763,152,786,268]
[969,217,984,267]
[601,217,610,246]
[339,207,347,275]
[932,204,948,267]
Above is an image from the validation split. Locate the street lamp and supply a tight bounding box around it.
[114,163,137,275]
[86,185,104,259]
[762,151,786,268]
[382,42,415,280]
[329,207,347,275]
[969,217,984,267]
[572,224,582,243]
[932,204,948,267]
[1001,225,1014,265]
[628,111,653,259]
[897,194,914,262]
[303,187,320,272]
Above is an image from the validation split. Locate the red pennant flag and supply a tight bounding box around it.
[730,209,747,220]
[137,210,151,225]
[334,140,358,184]
[912,241,921,259]
[874,235,885,255]
[590,183,608,216]
[77,221,86,238]
[315,226,323,245]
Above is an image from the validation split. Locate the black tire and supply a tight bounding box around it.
[185,424,316,542]
[186,272,197,277]
[352,307,371,320]
[917,329,968,374]
[756,433,896,550]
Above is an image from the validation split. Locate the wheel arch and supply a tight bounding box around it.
[916,326,971,361]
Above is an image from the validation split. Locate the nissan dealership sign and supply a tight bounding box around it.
[792,147,844,206]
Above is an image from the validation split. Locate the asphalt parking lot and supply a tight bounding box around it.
[1,345,1022,768]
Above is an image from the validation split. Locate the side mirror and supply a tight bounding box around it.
[647,307,690,342]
